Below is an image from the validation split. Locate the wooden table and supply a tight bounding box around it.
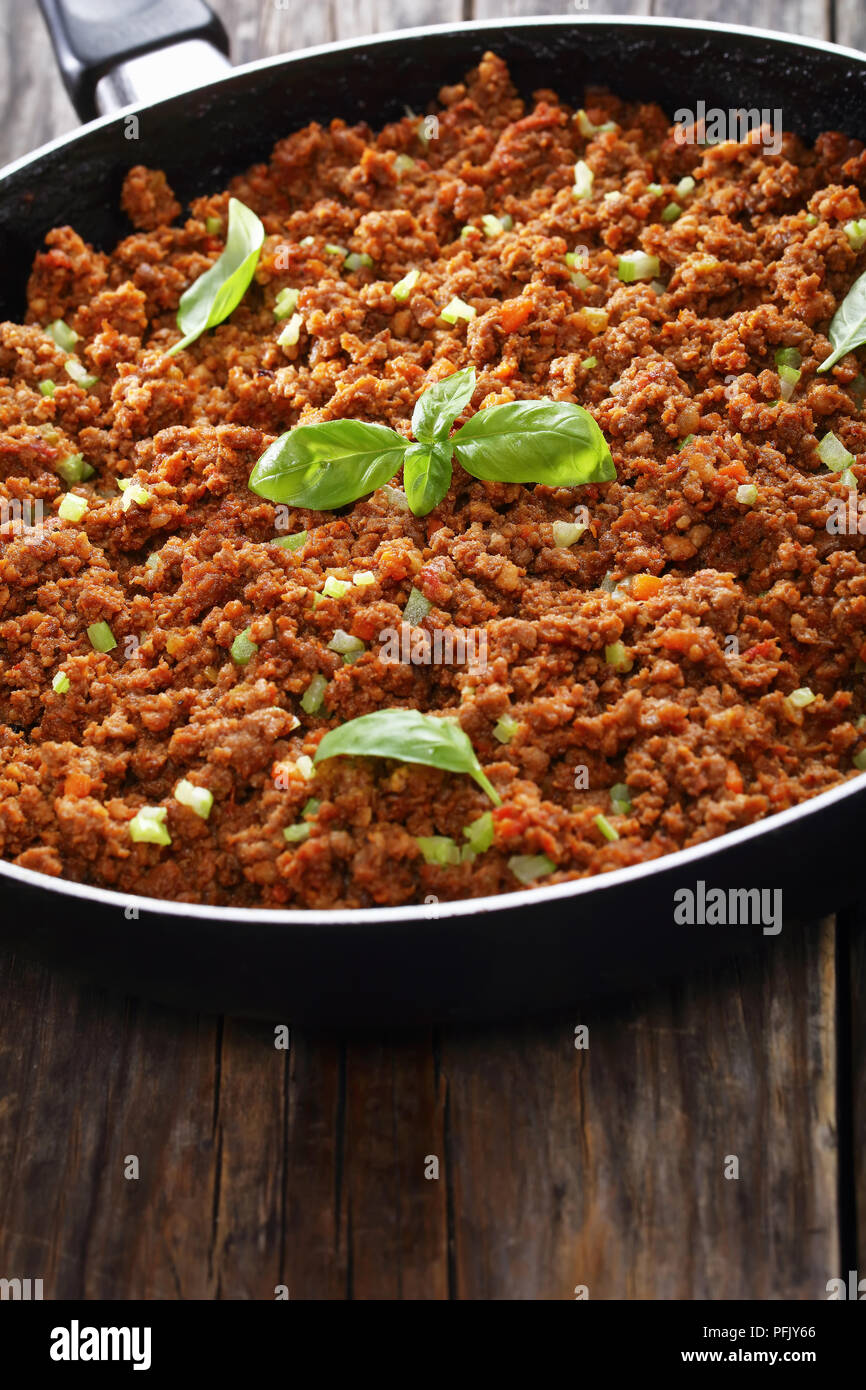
[1,0,864,1300]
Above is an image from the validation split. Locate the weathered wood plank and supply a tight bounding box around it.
[836,1,866,52]
[257,0,465,57]
[0,949,221,1298]
[0,945,454,1300]
[0,921,841,1301]
[473,0,650,16]
[442,923,839,1299]
[0,2,77,167]
[650,0,828,41]
[204,1017,290,1300]
[213,0,266,65]
[344,1034,449,1299]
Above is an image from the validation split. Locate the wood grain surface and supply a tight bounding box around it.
[0,0,862,1301]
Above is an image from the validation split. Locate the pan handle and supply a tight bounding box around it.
[37,0,232,122]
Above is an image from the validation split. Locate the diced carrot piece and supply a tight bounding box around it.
[725,763,744,794]
[499,299,532,333]
[659,630,695,652]
[632,573,663,600]
[719,461,748,482]
[64,772,91,797]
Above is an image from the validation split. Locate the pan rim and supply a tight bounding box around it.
[1,13,865,185]
[2,771,863,925]
[2,12,865,925]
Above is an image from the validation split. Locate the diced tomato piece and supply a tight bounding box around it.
[492,806,528,838]
[743,640,778,661]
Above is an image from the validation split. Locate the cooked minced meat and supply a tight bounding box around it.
[1,52,865,908]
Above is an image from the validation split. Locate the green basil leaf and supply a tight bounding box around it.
[249,419,407,509]
[411,365,476,443]
[314,708,501,804]
[168,198,265,356]
[452,399,615,486]
[402,440,453,515]
[818,269,866,372]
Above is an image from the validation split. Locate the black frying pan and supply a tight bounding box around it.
[1,6,864,1024]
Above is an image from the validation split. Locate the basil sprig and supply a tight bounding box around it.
[403,440,453,514]
[818,268,866,373]
[168,197,265,356]
[250,420,407,508]
[248,365,614,516]
[452,398,612,486]
[314,708,502,804]
[411,367,477,444]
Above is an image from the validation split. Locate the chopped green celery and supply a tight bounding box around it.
[462,811,494,856]
[129,806,170,845]
[230,628,258,664]
[593,812,620,842]
[787,687,816,709]
[416,835,461,866]
[273,530,307,550]
[327,629,364,655]
[573,160,593,200]
[818,431,855,471]
[508,853,555,884]
[45,319,78,352]
[440,296,476,325]
[301,673,328,713]
[87,621,116,653]
[174,779,214,818]
[58,493,88,522]
[393,269,419,302]
[273,287,298,320]
[277,313,302,347]
[56,453,92,484]
[552,520,587,547]
[604,641,632,672]
[610,782,632,814]
[617,252,660,283]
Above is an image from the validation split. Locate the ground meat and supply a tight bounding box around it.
[121,166,183,231]
[1,51,865,908]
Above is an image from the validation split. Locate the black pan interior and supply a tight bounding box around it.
[1,19,865,321]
